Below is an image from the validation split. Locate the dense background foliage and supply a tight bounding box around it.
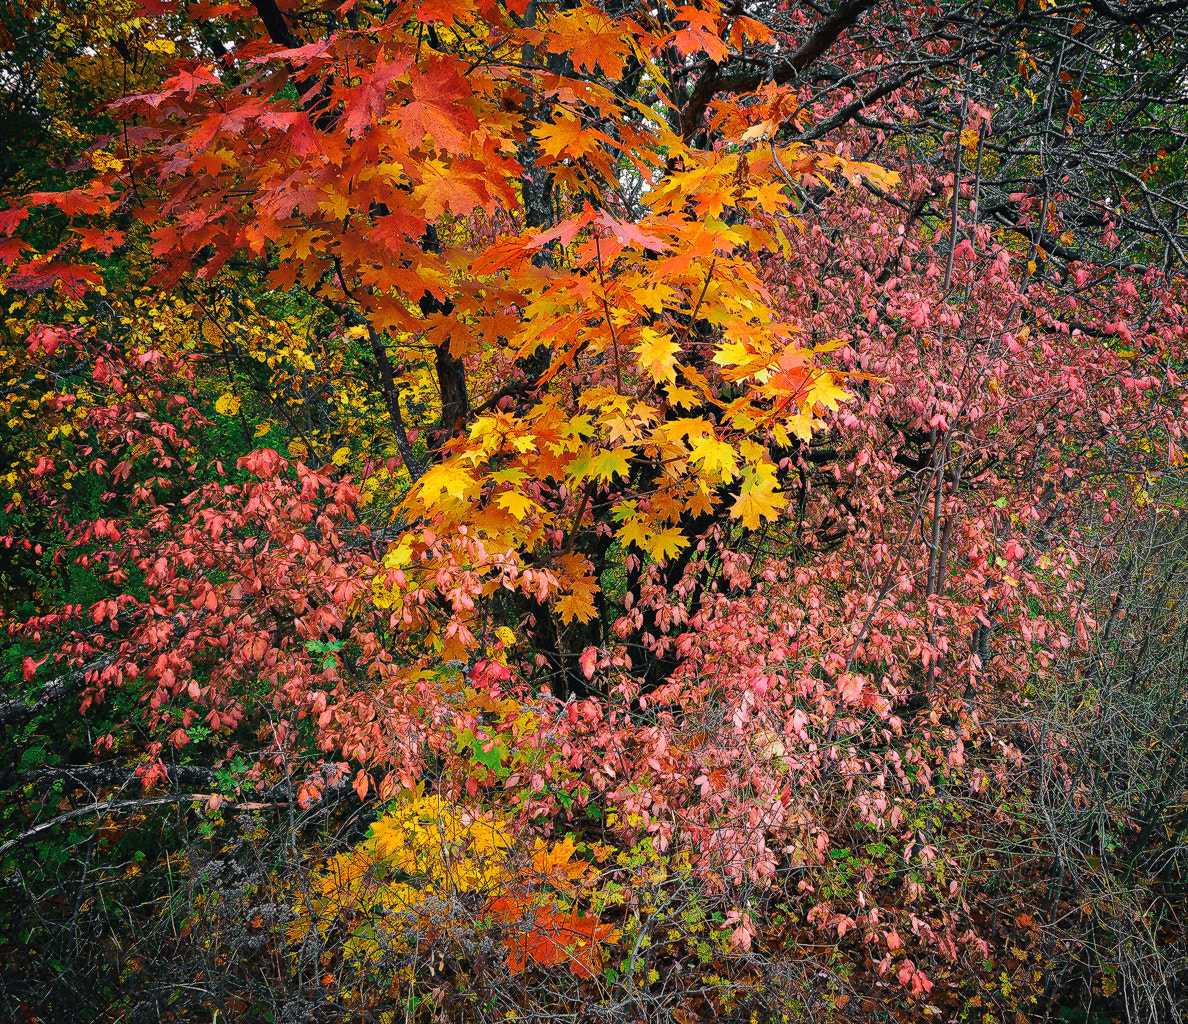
[2,1,1188,1022]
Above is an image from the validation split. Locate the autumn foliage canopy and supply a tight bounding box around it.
[3,0,1188,1021]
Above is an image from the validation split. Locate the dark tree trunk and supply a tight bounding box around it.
[419,225,467,445]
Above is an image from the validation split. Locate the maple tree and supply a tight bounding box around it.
[3,0,1188,1022]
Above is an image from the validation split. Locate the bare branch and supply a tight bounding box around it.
[681,0,883,140]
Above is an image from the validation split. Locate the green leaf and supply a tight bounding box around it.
[19,746,46,769]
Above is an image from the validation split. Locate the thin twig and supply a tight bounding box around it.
[0,794,297,857]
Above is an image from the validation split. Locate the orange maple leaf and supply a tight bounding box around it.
[545,3,632,78]
[398,59,481,155]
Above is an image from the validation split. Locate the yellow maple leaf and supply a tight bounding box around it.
[640,281,677,312]
[634,327,680,383]
[803,372,852,412]
[495,488,540,521]
[571,448,631,484]
[507,432,539,454]
[784,411,815,441]
[615,516,650,551]
[382,535,415,568]
[665,383,701,409]
[645,526,688,561]
[418,463,477,504]
[713,338,770,379]
[730,467,788,529]
[488,466,528,485]
[744,178,790,212]
[689,434,738,482]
